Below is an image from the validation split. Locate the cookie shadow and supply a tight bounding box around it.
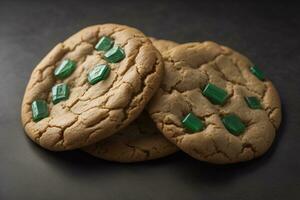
[26,135,179,179]
[26,137,125,176]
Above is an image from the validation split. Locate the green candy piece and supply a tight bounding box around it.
[250,66,265,81]
[95,36,114,51]
[245,96,262,109]
[52,83,70,104]
[203,83,229,105]
[54,59,76,79]
[31,100,49,122]
[222,114,245,136]
[104,46,125,63]
[88,64,111,85]
[182,112,205,133]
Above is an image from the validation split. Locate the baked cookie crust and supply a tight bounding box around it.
[83,111,178,162]
[148,41,281,164]
[83,38,179,162]
[21,24,163,151]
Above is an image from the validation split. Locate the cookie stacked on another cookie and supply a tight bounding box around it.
[21,24,164,151]
[22,24,281,164]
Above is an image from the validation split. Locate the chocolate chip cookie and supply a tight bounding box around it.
[148,41,281,164]
[21,24,164,151]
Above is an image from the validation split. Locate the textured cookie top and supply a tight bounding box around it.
[21,24,163,151]
[150,38,178,53]
[148,41,281,164]
[83,39,179,162]
[83,111,178,162]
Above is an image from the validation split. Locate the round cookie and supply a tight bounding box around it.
[21,24,164,151]
[83,39,179,162]
[148,41,281,164]
[83,111,178,162]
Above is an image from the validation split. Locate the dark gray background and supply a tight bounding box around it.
[0,0,299,199]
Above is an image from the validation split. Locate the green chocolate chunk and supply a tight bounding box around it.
[104,46,125,63]
[245,96,262,109]
[88,64,111,85]
[54,59,76,79]
[203,83,228,105]
[95,36,114,51]
[31,100,49,122]
[222,114,245,136]
[52,83,70,104]
[250,66,265,81]
[182,112,205,133]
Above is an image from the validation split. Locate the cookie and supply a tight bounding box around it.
[150,38,179,53]
[83,38,179,162]
[21,24,164,151]
[83,111,178,162]
[148,41,281,164]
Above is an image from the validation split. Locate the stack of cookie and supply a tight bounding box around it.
[21,24,281,164]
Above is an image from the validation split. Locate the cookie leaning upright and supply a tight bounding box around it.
[148,41,281,164]
[21,24,164,151]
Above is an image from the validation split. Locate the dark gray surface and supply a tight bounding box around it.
[0,0,299,199]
